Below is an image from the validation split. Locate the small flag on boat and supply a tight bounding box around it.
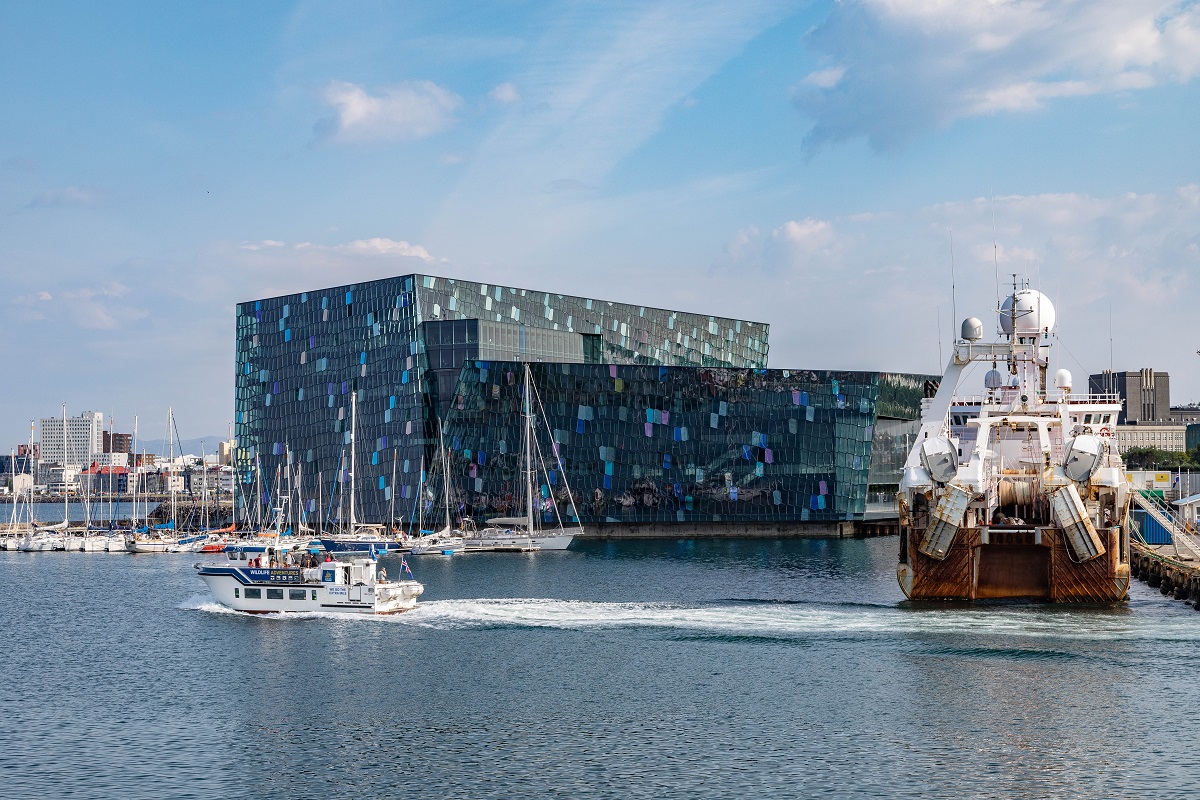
[400,557,414,578]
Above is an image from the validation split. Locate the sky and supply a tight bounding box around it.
[1,0,1198,446]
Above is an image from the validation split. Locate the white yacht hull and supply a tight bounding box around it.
[463,528,579,552]
[197,568,423,614]
[127,537,174,553]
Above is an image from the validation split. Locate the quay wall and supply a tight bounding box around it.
[1131,541,1200,608]
[577,520,894,539]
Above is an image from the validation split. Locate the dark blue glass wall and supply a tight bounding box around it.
[234,274,770,525]
[435,362,915,526]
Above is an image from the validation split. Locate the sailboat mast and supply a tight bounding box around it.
[62,403,69,526]
[349,391,357,531]
[167,407,176,531]
[132,416,139,527]
[389,450,397,533]
[524,366,535,531]
[255,455,262,530]
[440,419,452,532]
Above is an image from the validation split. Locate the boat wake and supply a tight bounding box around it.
[179,594,1200,643]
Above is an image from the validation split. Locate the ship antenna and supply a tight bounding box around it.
[991,191,1000,322]
[1108,299,1115,394]
[936,305,944,369]
[949,230,957,342]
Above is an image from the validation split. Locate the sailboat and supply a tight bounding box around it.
[462,364,583,552]
[409,422,466,555]
[318,391,405,553]
[128,408,182,553]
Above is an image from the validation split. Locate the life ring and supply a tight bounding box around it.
[1098,426,1112,438]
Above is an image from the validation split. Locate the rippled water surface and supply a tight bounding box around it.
[3,537,1199,799]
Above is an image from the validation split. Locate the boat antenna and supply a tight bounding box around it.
[991,191,1001,323]
[949,230,957,339]
[936,304,944,369]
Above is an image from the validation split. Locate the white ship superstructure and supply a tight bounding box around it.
[897,283,1131,601]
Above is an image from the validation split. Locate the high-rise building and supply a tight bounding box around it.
[235,273,929,528]
[1089,369,1171,424]
[38,410,104,466]
[103,431,133,454]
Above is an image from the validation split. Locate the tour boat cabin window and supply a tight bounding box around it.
[266,588,284,600]
[234,588,240,599]
[289,589,307,600]
[245,588,262,599]
[312,590,318,600]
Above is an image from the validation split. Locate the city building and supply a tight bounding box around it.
[440,362,927,528]
[17,443,39,459]
[235,273,930,530]
[41,465,81,495]
[1114,423,1187,454]
[103,431,133,454]
[1090,369,1171,424]
[90,452,130,468]
[38,410,104,466]
[79,466,131,495]
[1170,406,1200,424]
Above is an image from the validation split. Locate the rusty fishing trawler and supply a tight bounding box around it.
[897,282,1131,601]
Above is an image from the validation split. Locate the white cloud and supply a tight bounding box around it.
[718,217,838,272]
[488,82,521,104]
[801,66,844,89]
[237,237,434,261]
[318,80,462,142]
[25,186,103,209]
[794,0,1200,151]
[334,237,434,261]
[708,185,1200,398]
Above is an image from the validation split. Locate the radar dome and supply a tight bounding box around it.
[999,289,1056,336]
[961,317,984,341]
[984,369,1004,389]
[1054,369,1072,391]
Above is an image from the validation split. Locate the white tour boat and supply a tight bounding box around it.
[196,545,423,615]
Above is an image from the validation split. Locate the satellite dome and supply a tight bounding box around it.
[999,289,1056,336]
[1054,369,1073,391]
[984,369,1004,389]
[961,317,984,341]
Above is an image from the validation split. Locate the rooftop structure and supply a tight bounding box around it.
[1089,368,1170,424]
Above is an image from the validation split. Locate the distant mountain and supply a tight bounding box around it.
[130,436,227,458]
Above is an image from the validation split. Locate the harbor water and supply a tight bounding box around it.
[3,537,1200,798]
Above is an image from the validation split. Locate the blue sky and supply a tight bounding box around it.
[2,0,1198,445]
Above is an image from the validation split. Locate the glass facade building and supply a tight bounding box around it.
[439,363,928,525]
[234,274,770,526]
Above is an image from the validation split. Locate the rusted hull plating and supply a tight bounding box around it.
[897,526,1130,602]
